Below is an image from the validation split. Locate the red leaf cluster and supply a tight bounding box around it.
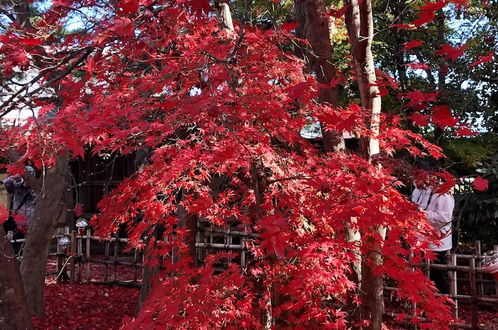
[472,176,489,191]
[436,44,467,62]
[431,105,459,128]
[401,40,424,51]
[0,1,458,328]
[469,52,494,67]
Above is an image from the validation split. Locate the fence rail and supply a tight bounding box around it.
[9,227,497,329]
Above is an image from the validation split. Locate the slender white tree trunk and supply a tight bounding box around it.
[345,0,385,328]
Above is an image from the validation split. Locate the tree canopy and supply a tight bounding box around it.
[0,0,494,328]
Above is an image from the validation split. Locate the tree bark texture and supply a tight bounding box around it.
[20,156,68,316]
[294,0,344,151]
[13,0,32,29]
[0,226,34,330]
[434,10,446,145]
[136,244,160,313]
[345,0,381,158]
[345,0,385,328]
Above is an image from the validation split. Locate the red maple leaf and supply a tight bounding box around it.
[13,214,28,232]
[472,176,489,191]
[405,90,439,105]
[259,216,289,258]
[318,76,344,89]
[431,105,459,128]
[18,38,45,46]
[470,52,494,67]
[109,17,135,38]
[286,79,313,99]
[436,44,467,61]
[434,171,456,194]
[187,0,211,15]
[282,22,297,32]
[401,40,424,51]
[405,62,430,70]
[117,0,140,14]
[407,113,430,126]
[74,203,84,217]
[419,1,447,11]
[375,69,400,90]
[456,127,478,136]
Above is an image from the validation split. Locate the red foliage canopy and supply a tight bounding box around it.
[0,0,469,328]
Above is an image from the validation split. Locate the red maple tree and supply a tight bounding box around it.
[0,0,474,328]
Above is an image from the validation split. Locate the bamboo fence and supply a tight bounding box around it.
[9,228,498,329]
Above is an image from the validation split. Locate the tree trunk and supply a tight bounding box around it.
[345,0,385,328]
[294,0,344,151]
[434,10,446,145]
[136,242,160,313]
[0,226,34,330]
[20,156,68,316]
[13,0,31,29]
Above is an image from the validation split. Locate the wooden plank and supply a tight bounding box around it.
[476,240,484,296]
[384,311,473,329]
[384,287,498,303]
[104,240,110,282]
[86,228,91,280]
[425,256,430,278]
[451,252,458,320]
[240,236,246,267]
[469,257,478,329]
[56,235,63,284]
[133,249,138,283]
[495,245,498,297]
[195,243,246,250]
[87,258,138,266]
[77,233,83,282]
[70,231,76,284]
[113,235,119,282]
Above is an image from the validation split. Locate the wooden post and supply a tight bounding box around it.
[113,235,119,282]
[449,252,458,320]
[469,257,478,329]
[86,228,91,280]
[56,233,63,284]
[425,256,430,279]
[77,231,83,282]
[133,249,138,283]
[240,235,246,267]
[476,241,483,295]
[104,240,110,282]
[70,231,76,284]
[494,245,498,296]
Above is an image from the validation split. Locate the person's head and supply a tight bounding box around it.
[413,159,435,189]
[25,166,35,177]
[414,159,431,171]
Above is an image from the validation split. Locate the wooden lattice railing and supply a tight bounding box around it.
[9,227,497,328]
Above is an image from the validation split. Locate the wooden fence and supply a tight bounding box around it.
[9,228,498,329]
[384,242,498,329]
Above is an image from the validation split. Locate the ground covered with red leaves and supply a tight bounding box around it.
[33,258,497,329]
[32,283,139,330]
[32,258,140,329]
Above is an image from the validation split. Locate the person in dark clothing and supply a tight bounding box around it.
[2,166,37,254]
